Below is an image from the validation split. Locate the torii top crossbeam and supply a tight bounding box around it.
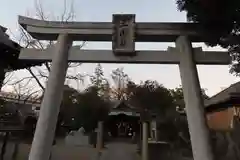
[18,14,230,65]
[19,15,203,42]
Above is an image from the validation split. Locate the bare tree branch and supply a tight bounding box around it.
[26,68,45,90]
[35,0,46,20]
[2,72,14,86]
[9,77,33,85]
[61,0,67,21]
[45,63,51,72]
[12,83,42,104]
[8,0,85,94]
[23,89,42,103]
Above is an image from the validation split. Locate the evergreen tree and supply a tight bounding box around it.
[111,68,130,100]
[90,64,110,100]
[176,0,240,75]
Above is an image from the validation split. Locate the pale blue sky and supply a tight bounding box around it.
[1,0,239,96]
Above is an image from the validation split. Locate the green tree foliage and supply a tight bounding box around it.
[90,64,110,100]
[171,86,209,111]
[57,85,80,129]
[73,86,110,133]
[176,0,240,75]
[168,86,210,150]
[127,80,185,145]
[56,85,110,133]
[128,80,175,116]
[55,65,111,133]
[126,81,192,149]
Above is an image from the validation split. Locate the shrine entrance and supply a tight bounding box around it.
[106,114,140,139]
[105,100,141,140]
[18,14,231,160]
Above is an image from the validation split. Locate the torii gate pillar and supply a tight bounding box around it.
[28,34,72,160]
[176,36,214,160]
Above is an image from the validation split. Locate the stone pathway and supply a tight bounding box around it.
[1,140,140,160]
[100,142,140,160]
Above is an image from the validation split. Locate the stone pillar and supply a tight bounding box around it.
[176,36,214,160]
[96,121,104,151]
[151,120,157,141]
[142,122,148,160]
[28,34,72,160]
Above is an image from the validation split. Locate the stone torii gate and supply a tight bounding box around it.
[18,14,230,160]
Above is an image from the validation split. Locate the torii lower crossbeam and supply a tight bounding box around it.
[19,47,230,65]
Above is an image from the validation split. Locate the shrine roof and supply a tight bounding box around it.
[111,100,140,112]
[0,25,42,70]
[205,81,240,112]
[110,100,157,116]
